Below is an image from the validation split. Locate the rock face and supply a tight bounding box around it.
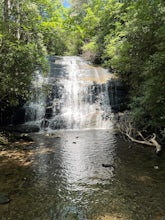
[6,124,40,133]
[107,79,128,113]
[0,193,10,204]
[0,106,25,126]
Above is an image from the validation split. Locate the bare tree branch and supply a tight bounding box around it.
[116,111,162,153]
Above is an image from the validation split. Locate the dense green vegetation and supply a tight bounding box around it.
[0,0,165,138]
[0,0,66,123]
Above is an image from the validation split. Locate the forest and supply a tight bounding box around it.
[0,0,165,146]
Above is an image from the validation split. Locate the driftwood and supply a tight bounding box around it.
[116,112,161,153]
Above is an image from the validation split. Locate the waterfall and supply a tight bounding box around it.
[24,56,116,131]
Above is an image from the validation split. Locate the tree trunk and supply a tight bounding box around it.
[16,1,21,40]
[4,0,11,32]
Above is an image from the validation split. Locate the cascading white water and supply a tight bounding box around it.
[24,71,48,126]
[24,56,115,130]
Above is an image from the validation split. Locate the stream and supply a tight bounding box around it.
[0,57,165,219]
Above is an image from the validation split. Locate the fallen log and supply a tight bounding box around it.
[125,131,161,153]
[116,112,162,153]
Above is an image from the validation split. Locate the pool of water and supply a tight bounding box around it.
[0,129,165,219]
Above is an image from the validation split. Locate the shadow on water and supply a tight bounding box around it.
[0,130,165,220]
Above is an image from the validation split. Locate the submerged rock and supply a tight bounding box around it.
[102,163,114,168]
[20,134,34,142]
[154,165,159,170]
[0,193,10,204]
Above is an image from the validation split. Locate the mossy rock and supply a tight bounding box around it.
[0,135,8,145]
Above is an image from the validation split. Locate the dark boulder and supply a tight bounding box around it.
[0,193,11,204]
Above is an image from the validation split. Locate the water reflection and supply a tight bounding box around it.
[24,129,118,220]
[1,130,165,219]
[33,130,116,191]
[59,130,116,190]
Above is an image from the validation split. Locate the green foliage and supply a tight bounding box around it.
[0,0,71,125]
[0,0,50,114]
[0,39,47,109]
[130,50,165,129]
[0,133,8,145]
[124,0,165,130]
[82,37,100,62]
[66,0,165,132]
[37,0,67,55]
